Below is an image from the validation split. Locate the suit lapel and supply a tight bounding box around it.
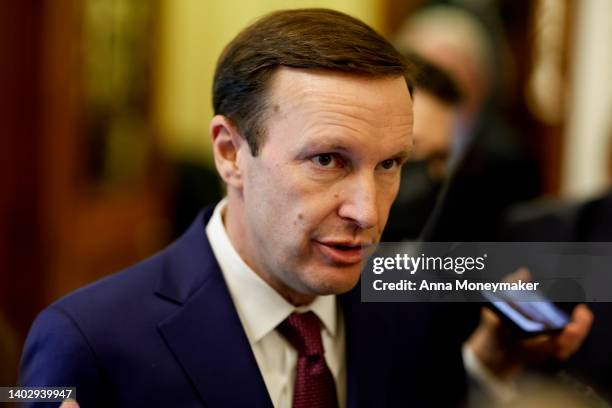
[155,208,273,408]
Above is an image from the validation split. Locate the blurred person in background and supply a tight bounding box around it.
[389,6,595,406]
[505,122,612,243]
[395,4,540,242]
[383,52,462,241]
[502,122,612,403]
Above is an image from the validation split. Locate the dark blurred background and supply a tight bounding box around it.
[1,0,611,388]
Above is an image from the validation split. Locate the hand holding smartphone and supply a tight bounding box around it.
[482,289,571,337]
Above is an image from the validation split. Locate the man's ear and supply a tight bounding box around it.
[210,115,247,189]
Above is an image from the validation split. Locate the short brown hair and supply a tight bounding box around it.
[213,8,415,155]
[406,52,462,105]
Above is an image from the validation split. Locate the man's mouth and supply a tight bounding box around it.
[313,240,372,265]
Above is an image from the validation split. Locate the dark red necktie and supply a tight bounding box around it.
[277,311,339,408]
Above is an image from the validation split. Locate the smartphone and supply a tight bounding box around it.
[482,290,571,337]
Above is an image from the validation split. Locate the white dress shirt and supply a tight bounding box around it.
[206,199,346,408]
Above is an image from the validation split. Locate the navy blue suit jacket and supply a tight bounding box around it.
[20,207,469,407]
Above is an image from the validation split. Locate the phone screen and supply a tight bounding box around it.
[482,290,570,333]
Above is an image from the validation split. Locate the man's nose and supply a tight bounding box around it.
[337,174,379,230]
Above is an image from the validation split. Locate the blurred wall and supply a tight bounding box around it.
[153,0,384,164]
[563,0,612,198]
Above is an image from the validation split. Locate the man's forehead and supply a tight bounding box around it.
[257,68,413,158]
[260,72,411,154]
[264,69,411,137]
[267,67,411,112]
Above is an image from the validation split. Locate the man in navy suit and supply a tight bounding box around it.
[20,9,591,408]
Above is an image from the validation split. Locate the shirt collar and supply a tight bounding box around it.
[205,199,337,344]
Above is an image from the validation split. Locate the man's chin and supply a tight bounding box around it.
[305,266,362,296]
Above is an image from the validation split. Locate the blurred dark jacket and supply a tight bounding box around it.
[421,113,540,242]
[383,160,443,241]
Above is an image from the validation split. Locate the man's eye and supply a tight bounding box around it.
[380,159,398,170]
[312,154,339,168]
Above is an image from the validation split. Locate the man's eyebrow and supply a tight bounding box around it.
[298,137,412,159]
[393,150,410,159]
[390,149,411,161]
[300,138,352,153]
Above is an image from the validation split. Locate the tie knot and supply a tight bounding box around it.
[278,311,324,357]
